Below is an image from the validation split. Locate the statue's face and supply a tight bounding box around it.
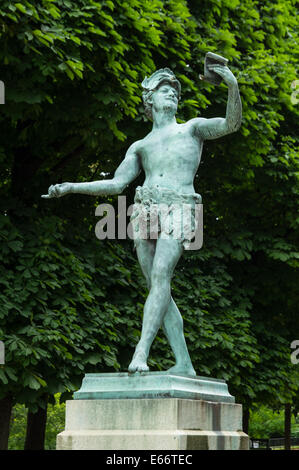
[151,82,178,115]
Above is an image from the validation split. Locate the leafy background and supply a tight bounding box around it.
[0,0,298,448]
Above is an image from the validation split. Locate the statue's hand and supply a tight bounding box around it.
[208,64,237,86]
[41,182,73,199]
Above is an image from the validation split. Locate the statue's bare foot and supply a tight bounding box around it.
[167,364,196,376]
[128,350,149,373]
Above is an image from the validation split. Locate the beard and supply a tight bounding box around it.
[161,101,177,115]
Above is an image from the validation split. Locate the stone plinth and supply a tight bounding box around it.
[57,373,249,450]
[73,372,235,403]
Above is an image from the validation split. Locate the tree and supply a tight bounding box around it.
[0,0,298,449]
[0,0,205,448]
[185,0,299,409]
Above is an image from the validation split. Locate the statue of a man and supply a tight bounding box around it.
[42,62,242,375]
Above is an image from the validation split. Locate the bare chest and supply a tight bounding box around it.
[139,126,202,174]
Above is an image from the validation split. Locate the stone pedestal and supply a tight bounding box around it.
[56,373,249,450]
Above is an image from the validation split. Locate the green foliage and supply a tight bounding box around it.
[0,209,145,409]
[8,394,66,450]
[0,0,298,416]
[8,403,27,450]
[249,406,297,439]
[44,394,66,450]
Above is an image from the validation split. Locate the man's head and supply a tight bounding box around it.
[142,68,181,121]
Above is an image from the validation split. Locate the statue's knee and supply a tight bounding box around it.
[150,269,170,288]
[177,313,184,329]
[145,276,151,289]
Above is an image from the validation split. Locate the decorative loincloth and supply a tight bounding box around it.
[130,185,202,250]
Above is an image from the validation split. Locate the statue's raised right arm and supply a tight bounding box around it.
[194,63,242,140]
[41,141,141,198]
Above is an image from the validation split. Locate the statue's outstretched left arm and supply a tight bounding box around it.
[41,141,141,199]
[194,65,242,140]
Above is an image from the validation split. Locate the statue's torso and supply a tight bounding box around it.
[137,121,203,194]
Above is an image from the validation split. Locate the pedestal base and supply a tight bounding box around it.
[57,398,248,450]
[57,374,249,450]
[73,372,235,403]
[57,427,249,450]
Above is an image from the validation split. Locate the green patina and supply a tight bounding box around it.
[74,372,235,403]
[42,58,242,376]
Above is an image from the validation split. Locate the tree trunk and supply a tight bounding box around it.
[284,403,291,450]
[0,396,13,450]
[242,407,250,435]
[24,402,48,450]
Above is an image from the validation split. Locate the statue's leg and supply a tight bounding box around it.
[128,237,183,373]
[163,309,196,376]
[130,238,195,375]
[134,238,156,291]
